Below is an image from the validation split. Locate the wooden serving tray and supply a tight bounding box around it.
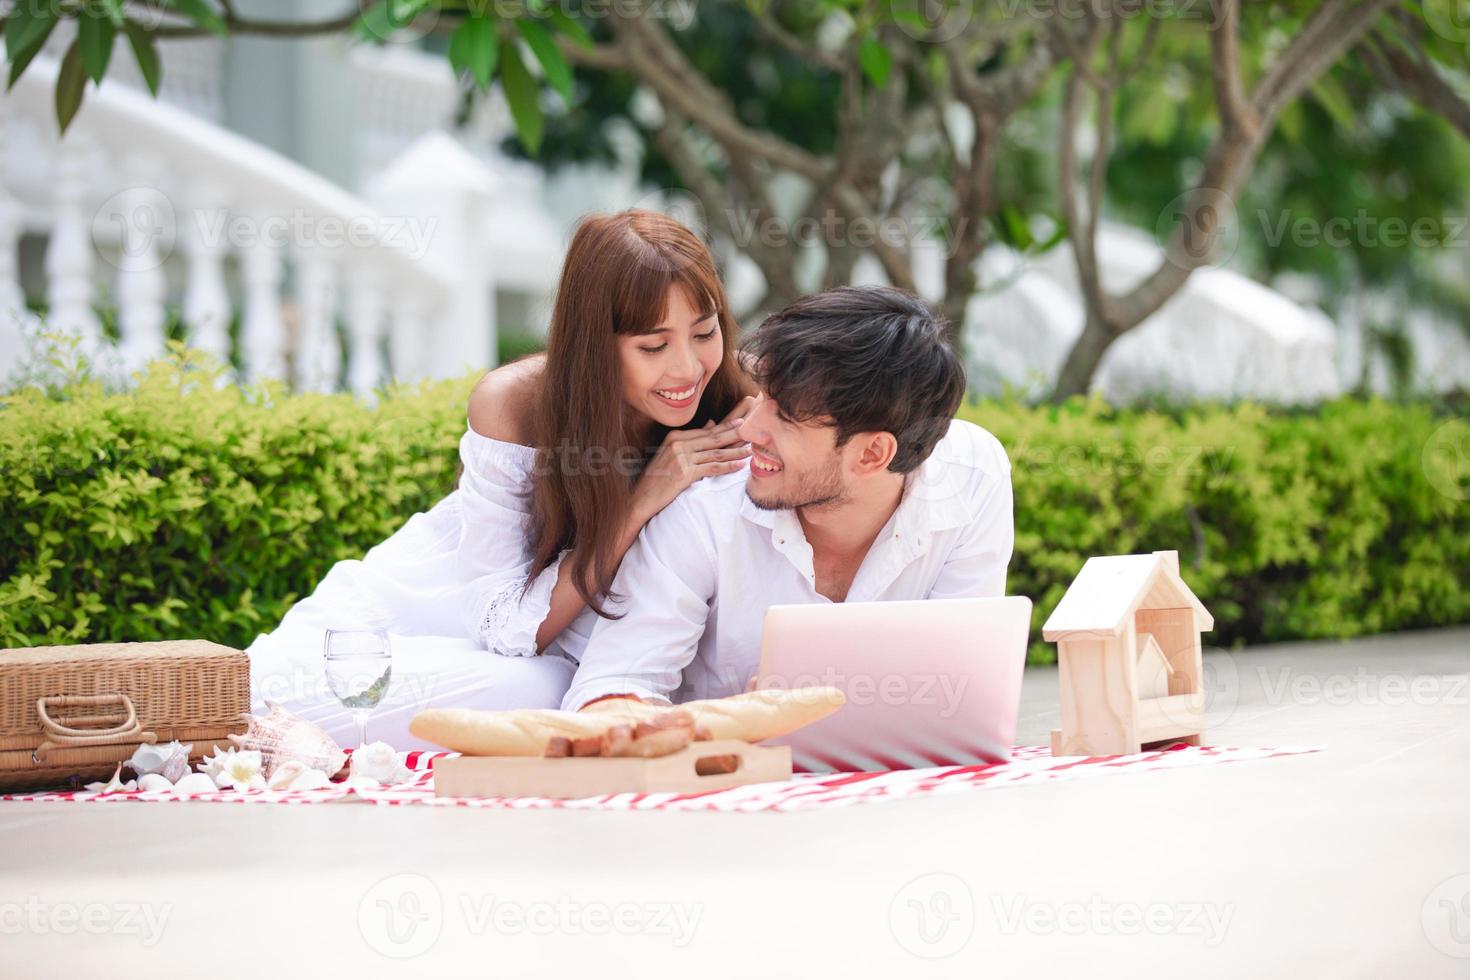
[431,739,792,800]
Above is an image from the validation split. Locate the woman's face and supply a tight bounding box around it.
[618,286,724,429]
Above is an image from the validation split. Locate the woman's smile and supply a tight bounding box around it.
[652,376,703,410]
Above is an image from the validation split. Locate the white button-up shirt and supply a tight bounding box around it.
[559,419,1015,711]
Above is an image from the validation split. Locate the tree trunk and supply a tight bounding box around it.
[1052,315,1117,401]
[940,290,970,353]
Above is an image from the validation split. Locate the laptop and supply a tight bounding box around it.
[754,596,1032,772]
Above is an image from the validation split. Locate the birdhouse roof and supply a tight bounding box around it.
[1041,550,1213,641]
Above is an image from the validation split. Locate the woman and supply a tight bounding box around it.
[246,210,753,749]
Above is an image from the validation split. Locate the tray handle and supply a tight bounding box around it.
[691,748,743,777]
[33,694,158,760]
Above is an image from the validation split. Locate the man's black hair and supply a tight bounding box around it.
[741,286,966,474]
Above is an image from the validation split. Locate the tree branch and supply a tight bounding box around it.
[1362,29,1470,142]
[1252,0,1400,125]
[651,111,800,309]
[1108,0,1401,330]
[752,6,845,72]
[610,7,828,181]
[1209,0,1258,137]
[1057,20,1109,322]
[153,4,367,38]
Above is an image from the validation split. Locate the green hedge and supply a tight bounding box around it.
[3,344,1467,660]
[963,398,1470,658]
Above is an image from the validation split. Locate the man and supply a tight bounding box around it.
[560,286,1014,712]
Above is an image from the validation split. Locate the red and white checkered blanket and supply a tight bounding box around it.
[0,743,1319,812]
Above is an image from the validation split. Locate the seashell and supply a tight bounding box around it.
[83,763,136,794]
[198,745,231,782]
[228,701,347,778]
[267,761,334,792]
[350,741,410,785]
[171,772,219,795]
[128,740,193,783]
[136,773,175,793]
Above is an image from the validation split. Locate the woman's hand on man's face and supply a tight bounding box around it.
[630,398,754,524]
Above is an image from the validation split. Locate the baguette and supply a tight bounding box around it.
[582,687,846,742]
[409,687,845,757]
[409,707,613,757]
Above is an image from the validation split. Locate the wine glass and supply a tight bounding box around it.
[324,627,393,748]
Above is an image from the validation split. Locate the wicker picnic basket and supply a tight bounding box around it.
[0,640,251,790]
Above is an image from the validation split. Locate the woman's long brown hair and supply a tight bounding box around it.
[526,209,747,617]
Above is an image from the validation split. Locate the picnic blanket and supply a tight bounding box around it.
[0,743,1318,812]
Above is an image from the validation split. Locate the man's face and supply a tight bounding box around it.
[738,389,850,510]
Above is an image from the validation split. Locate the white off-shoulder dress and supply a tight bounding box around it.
[245,423,599,750]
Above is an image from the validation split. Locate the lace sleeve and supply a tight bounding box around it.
[464,549,571,657]
[451,425,574,655]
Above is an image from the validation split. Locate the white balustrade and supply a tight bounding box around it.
[239,220,287,384]
[113,155,170,375]
[293,253,341,394]
[180,192,233,369]
[345,268,387,401]
[43,131,103,353]
[0,112,35,375]
[0,52,454,395]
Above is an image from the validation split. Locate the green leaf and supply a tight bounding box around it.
[354,0,431,43]
[55,40,87,134]
[161,0,227,38]
[548,8,593,49]
[123,21,162,96]
[78,12,116,84]
[516,18,573,104]
[5,5,58,90]
[449,14,498,91]
[859,36,892,87]
[5,4,57,58]
[1277,101,1303,143]
[355,1,394,42]
[95,0,126,28]
[1309,74,1356,131]
[500,39,543,154]
[991,204,1036,251]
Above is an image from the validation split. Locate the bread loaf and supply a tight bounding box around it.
[583,687,846,742]
[408,707,613,757]
[409,687,845,757]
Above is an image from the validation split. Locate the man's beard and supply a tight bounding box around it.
[746,455,849,511]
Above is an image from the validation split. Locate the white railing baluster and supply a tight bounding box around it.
[44,131,103,353]
[294,252,341,393]
[113,156,169,374]
[387,285,428,384]
[240,215,286,383]
[181,194,233,372]
[0,112,33,374]
[345,267,386,401]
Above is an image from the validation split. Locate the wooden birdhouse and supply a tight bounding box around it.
[1042,550,1214,757]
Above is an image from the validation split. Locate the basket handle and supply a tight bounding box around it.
[33,694,157,759]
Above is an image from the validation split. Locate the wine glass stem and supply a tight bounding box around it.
[352,710,370,748]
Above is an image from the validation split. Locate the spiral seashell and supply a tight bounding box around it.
[228,701,347,778]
